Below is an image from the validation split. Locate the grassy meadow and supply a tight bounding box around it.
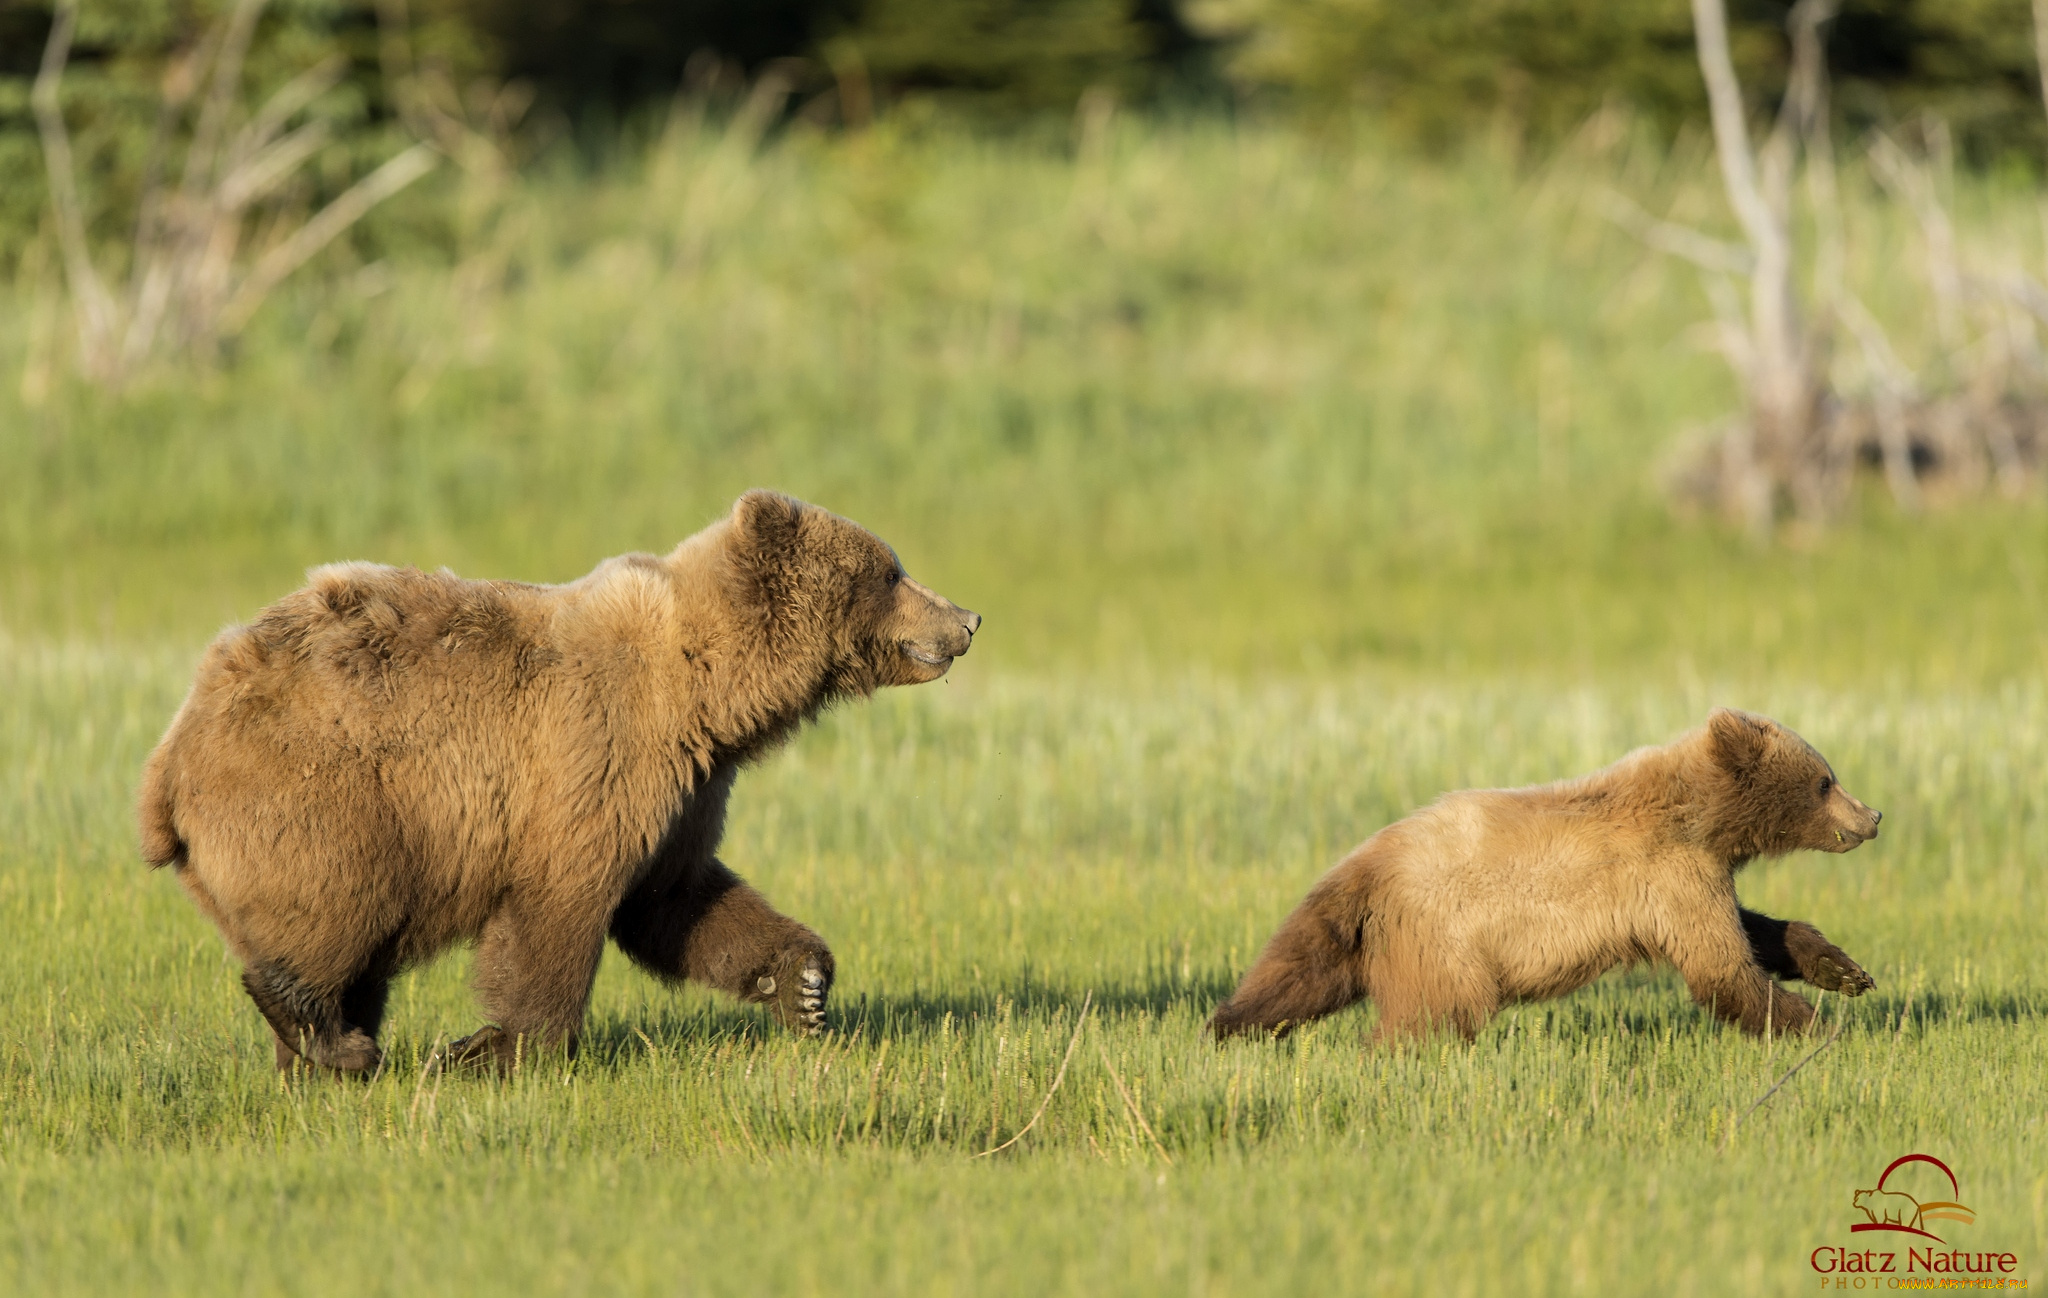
[3,113,2047,1294]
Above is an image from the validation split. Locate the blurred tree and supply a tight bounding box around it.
[5,0,2047,279]
[847,0,1205,110]
[0,0,482,269]
[1187,0,2048,162]
[1187,0,1705,143]
[433,0,1207,118]
[431,0,854,123]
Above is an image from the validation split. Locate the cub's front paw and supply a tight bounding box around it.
[1786,923,1876,997]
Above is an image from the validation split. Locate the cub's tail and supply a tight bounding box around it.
[137,744,185,868]
[1207,867,1374,1040]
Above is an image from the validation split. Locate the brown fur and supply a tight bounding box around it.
[138,491,979,1073]
[1209,709,1881,1044]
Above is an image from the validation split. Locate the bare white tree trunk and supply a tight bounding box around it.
[30,0,117,378]
[1685,0,1841,529]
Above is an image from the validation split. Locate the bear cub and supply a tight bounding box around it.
[139,491,979,1074]
[1210,709,1880,1044]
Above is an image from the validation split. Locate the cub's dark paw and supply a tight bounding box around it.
[1763,985,1818,1036]
[1805,950,1876,996]
[1786,923,1876,997]
[757,950,832,1037]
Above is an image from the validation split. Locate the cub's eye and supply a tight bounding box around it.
[1818,777,1833,796]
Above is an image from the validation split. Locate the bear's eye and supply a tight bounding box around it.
[1818,776,1832,797]
[886,570,901,587]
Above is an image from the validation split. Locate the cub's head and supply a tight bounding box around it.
[1706,708,1881,857]
[724,490,980,692]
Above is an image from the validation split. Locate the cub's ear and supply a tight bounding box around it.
[1708,708,1775,773]
[729,490,805,564]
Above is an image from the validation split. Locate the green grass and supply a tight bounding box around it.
[3,646,2044,1294]
[3,114,2047,1294]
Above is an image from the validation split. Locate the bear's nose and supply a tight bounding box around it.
[1871,809,1881,825]
[961,610,982,637]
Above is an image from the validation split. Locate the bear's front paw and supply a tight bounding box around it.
[759,949,832,1037]
[434,1025,520,1075]
[1785,923,1876,997]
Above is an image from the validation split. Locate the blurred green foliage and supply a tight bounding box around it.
[1191,0,2048,159]
[5,0,2047,198]
[0,0,481,269]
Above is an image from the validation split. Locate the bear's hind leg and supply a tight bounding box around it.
[1370,989,1497,1046]
[611,860,833,1036]
[450,899,610,1072]
[242,960,383,1074]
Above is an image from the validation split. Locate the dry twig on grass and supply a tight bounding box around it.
[1723,1022,1844,1149]
[974,991,1093,1158]
[1097,1042,1173,1165]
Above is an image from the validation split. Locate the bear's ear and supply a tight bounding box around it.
[1708,708,1775,774]
[729,490,805,566]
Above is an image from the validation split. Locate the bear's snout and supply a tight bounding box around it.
[889,577,979,682]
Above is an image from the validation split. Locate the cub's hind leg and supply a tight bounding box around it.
[181,864,387,1075]
[1364,924,1500,1046]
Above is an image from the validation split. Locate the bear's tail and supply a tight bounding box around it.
[137,745,185,868]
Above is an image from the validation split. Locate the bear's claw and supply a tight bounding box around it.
[1807,950,1876,997]
[273,1028,383,1078]
[765,956,831,1037]
[1784,922,1876,998]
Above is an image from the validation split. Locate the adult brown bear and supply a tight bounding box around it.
[1209,710,1879,1043]
[139,491,979,1073]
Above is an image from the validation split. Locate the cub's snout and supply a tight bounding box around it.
[1826,784,1881,851]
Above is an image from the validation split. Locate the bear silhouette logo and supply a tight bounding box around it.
[1850,1155,1975,1243]
[1853,1188,1924,1231]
